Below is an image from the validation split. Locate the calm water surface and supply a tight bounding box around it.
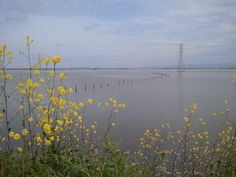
[6,69,236,150]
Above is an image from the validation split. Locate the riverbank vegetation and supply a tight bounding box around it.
[0,37,236,177]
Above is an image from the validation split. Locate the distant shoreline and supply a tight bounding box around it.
[4,67,236,70]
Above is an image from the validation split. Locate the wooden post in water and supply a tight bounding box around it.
[75,85,78,93]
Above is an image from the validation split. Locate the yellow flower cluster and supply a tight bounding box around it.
[13,133,21,140]
[22,129,28,136]
[57,86,67,96]
[59,72,65,79]
[43,123,52,135]
[6,74,13,80]
[34,70,40,76]
[0,40,127,158]
[87,98,93,104]
[43,57,50,65]
[52,56,61,64]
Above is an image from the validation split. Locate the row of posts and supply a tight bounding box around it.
[64,73,169,93]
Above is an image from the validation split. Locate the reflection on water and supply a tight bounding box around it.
[177,71,184,117]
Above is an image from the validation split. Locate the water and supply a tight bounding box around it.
[3,69,236,150]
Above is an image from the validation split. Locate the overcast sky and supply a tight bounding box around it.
[0,0,236,68]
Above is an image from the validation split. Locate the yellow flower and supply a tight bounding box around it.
[52,56,61,64]
[6,74,13,80]
[57,120,63,126]
[34,70,40,76]
[43,123,51,135]
[35,98,40,103]
[45,139,51,145]
[212,113,217,117]
[13,133,21,140]
[36,135,43,143]
[26,79,33,87]
[59,73,65,79]
[215,148,220,152]
[58,98,66,109]
[118,104,126,109]
[9,131,14,138]
[17,82,24,89]
[191,103,197,112]
[220,111,225,117]
[87,98,93,104]
[183,117,189,123]
[113,99,117,104]
[68,88,73,94]
[22,129,28,136]
[33,83,39,89]
[38,105,43,111]
[57,86,66,96]
[77,115,82,121]
[7,50,12,55]
[20,90,26,95]
[25,36,30,41]
[9,56,13,60]
[91,124,96,129]
[50,96,58,105]
[28,117,33,123]
[39,78,44,83]
[112,122,116,127]
[37,93,44,100]
[43,58,50,65]
[2,44,7,50]
[19,105,24,111]
[49,71,54,77]
[29,98,33,103]
[17,147,23,153]
[223,99,229,105]
[50,136,54,141]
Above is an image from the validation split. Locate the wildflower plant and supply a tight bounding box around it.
[0,37,125,155]
[133,102,236,176]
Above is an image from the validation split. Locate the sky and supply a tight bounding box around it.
[0,0,236,68]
